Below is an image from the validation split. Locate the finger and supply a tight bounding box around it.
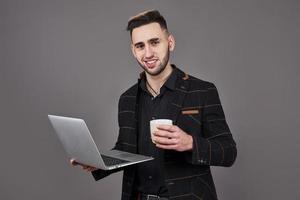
[156,124,177,132]
[155,144,178,150]
[85,166,93,172]
[86,168,93,172]
[154,130,178,139]
[70,159,79,166]
[153,136,178,145]
[82,165,90,170]
[87,167,97,172]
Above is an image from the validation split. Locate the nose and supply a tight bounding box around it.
[144,45,154,58]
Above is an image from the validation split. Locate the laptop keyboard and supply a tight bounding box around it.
[101,155,129,166]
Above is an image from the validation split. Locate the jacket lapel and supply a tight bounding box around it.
[120,83,139,153]
[168,68,190,124]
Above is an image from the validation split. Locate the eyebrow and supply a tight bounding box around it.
[149,38,160,43]
[134,42,144,47]
[133,38,160,47]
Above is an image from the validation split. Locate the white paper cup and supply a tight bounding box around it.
[150,119,173,143]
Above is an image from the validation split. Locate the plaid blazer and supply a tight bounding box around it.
[92,67,237,200]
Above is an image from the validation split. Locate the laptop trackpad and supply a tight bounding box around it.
[104,150,149,162]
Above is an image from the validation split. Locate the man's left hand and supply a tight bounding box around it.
[153,125,193,152]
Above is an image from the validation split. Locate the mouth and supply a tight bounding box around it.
[143,59,159,69]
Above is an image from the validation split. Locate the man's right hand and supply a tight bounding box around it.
[70,159,98,172]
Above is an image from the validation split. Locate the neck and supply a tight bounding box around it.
[145,63,173,96]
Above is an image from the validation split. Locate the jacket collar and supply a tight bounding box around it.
[169,66,190,124]
[136,65,190,124]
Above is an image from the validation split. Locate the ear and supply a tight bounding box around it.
[168,34,175,51]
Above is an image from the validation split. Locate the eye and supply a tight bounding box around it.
[150,40,159,46]
[135,43,144,50]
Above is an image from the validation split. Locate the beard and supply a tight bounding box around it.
[137,49,170,76]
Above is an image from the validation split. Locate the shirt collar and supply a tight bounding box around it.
[139,65,177,92]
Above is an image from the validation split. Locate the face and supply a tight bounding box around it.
[131,22,175,76]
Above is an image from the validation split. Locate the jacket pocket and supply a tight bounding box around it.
[181,109,200,115]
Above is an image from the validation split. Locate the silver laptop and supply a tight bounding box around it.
[48,115,153,170]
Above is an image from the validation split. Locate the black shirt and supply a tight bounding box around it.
[136,67,177,196]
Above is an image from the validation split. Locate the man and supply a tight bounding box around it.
[72,10,237,200]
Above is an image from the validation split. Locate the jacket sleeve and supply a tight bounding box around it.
[91,167,123,181]
[186,83,237,167]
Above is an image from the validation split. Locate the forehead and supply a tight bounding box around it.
[131,22,167,44]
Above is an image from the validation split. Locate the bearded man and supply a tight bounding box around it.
[72,10,237,200]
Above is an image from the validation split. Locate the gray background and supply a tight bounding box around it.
[1,0,299,199]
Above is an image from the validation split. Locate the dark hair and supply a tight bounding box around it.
[127,10,168,35]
